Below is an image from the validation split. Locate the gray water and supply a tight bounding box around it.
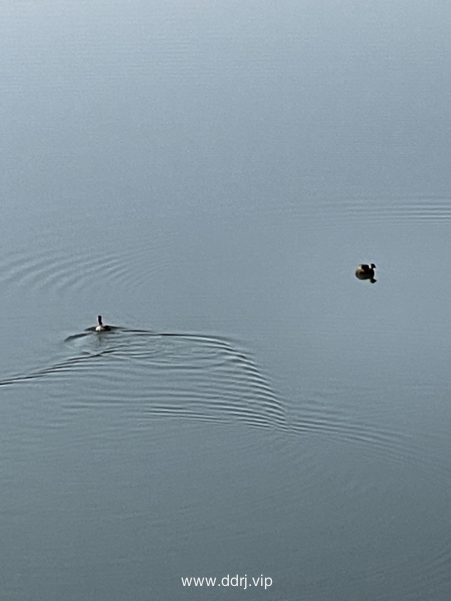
[1,2,451,600]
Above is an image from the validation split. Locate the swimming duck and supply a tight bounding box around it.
[355,263,377,283]
[95,315,111,332]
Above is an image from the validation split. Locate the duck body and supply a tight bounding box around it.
[95,315,111,332]
[355,263,377,283]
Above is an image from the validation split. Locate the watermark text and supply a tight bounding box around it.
[181,574,273,590]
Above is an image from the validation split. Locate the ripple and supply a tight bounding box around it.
[220,194,451,226]
[288,382,451,601]
[1,327,286,432]
[0,246,126,297]
[0,230,172,301]
[333,195,451,223]
[288,383,451,487]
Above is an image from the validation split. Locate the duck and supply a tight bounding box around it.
[355,263,377,283]
[95,315,111,332]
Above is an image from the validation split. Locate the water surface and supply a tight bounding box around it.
[1,1,451,600]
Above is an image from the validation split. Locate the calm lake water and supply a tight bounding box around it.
[1,2,451,600]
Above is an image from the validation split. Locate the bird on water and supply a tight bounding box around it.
[95,315,111,332]
[355,263,377,283]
